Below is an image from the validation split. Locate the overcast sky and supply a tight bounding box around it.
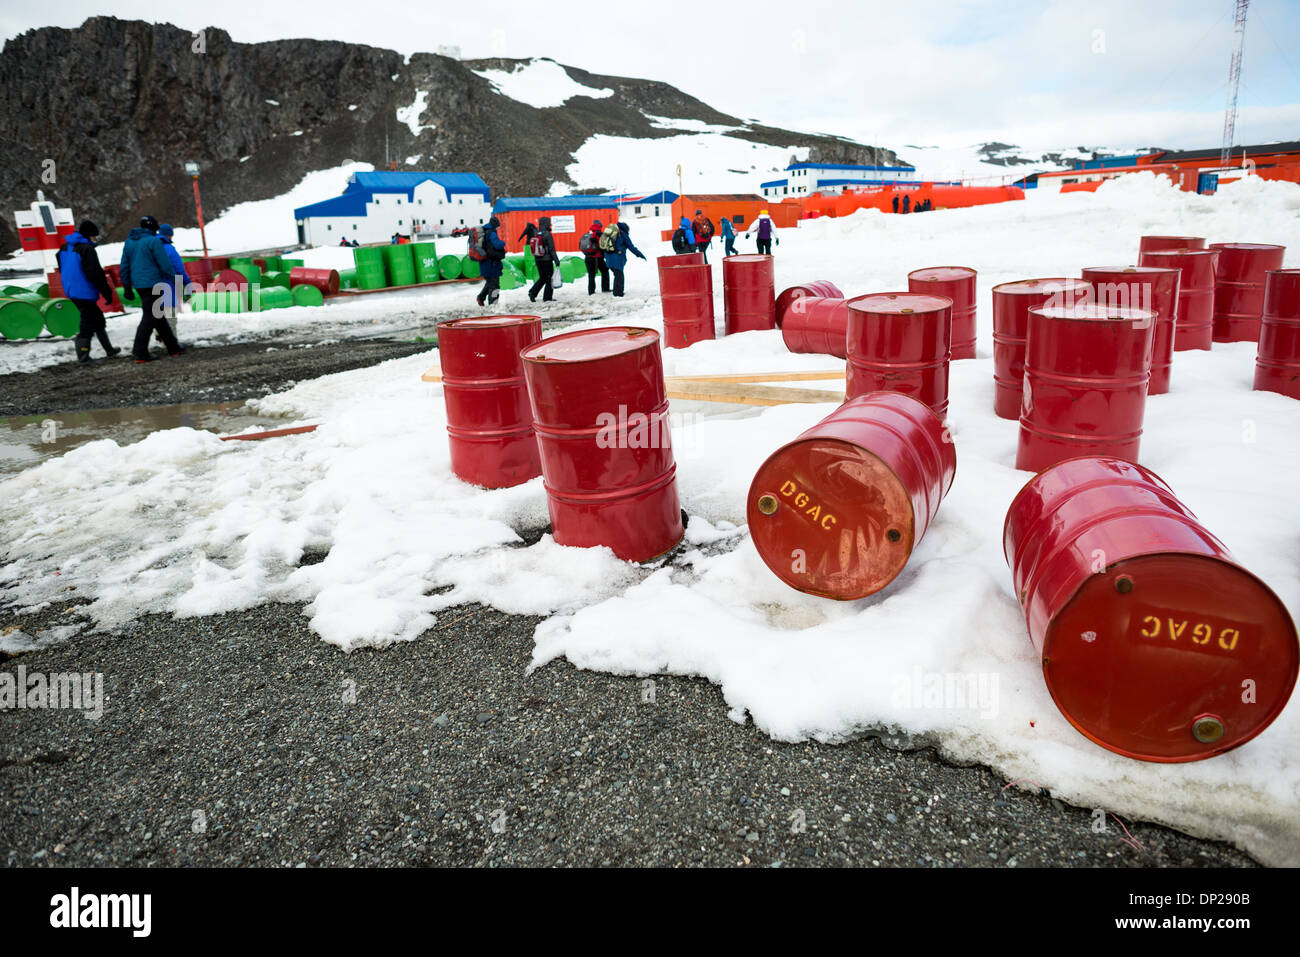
[4,1,1297,152]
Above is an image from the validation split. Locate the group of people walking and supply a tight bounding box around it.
[892,194,932,213]
[56,215,187,365]
[673,208,776,258]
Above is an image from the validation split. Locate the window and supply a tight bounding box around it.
[418,199,423,205]
[440,219,445,225]
[634,205,642,214]
[398,219,403,225]
[396,198,402,205]
[352,224,357,229]
[327,224,332,230]
[783,187,788,194]
[733,214,745,225]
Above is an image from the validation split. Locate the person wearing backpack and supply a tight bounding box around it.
[580,219,610,295]
[120,215,184,362]
[720,217,737,257]
[527,216,561,303]
[670,217,695,254]
[603,222,646,298]
[474,216,507,307]
[744,209,775,255]
[57,219,121,364]
[691,209,714,264]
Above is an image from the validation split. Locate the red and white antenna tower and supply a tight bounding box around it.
[1220,0,1250,169]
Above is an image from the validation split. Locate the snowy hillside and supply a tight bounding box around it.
[3,172,1298,865]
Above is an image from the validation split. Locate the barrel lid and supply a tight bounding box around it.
[907,266,977,282]
[992,277,1091,296]
[439,314,540,331]
[747,439,915,600]
[1029,303,1153,323]
[1140,234,1203,243]
[1044,552,1298,762]
[520,326,659,363]
[1209,242,1286,252]
[724,255,773,264]
[849,292,952,315]
[1138,248,1220,259]
[1081,265,1179,277]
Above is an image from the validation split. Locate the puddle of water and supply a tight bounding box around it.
[0,401,289,476]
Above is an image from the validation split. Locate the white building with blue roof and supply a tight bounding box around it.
[293,171,492,245]
[759,161,917,200]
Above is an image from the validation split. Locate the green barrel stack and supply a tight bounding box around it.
[438,255,462,279]
[291,285,325,307]
[383,244,416,286]
[411,242,440,283]
[353,247,388,289]
[40,299,79,337]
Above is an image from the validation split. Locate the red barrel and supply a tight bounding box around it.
[722,254,776,334]
[437,315,542,489]
[658,263,715,349]
[776,280,844,329]
[1082,266,1180,395]
[98,265,124,311]
[1138,235,1206,255]
[186,258,215,290]
[1004,456,1298,762]
[991,278,1091,420]
[1016,302,1154,473]
[846,292,952,417]
[1210,243,1287,342]
[521,327,684,562]
[747,392,955,600]
[781,297,849,358]
[908,266,976,359]
[206,256,230,270]
[1137,248,1219,351]
[657,252,704,268]
[1254,268,1300,399]
[208,268,249,290]
[253,257,267,270]
[289,266,341,296]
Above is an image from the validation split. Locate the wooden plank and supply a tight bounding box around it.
[665,380,843,406]
[421,365,443,383]
[665,370,845,384]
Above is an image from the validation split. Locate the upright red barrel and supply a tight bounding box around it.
[722,254,776,334]
[1138,235,1205,255]
[658,263,715,349]
[1016,303,1154,473]
[100,265,125,312]
[1137,248,1219,351]
[776,280,844,329]
[1210,243,1286,342]
[1004,456,1298,762]
[846,292,952,417]
[657,252,704,268]
[1081,265,1180,395]
[908,266,976,359]
[781,297,849,358]
[437,315,543,489]
[747,392,956,600]
[991,278,1091,420]
[521,327,684,562]
[289,266,341,296]
[1254,268,1300,399]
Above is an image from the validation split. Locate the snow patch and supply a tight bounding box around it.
[396,90,435,137]
[473,58,614,109]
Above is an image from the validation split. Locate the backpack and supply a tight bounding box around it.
[528,234,546,258]
[701,218,715,241]
[466,227,487,262]
[671,228,690,254]
[579,232,596,254]
[598,224,620,253]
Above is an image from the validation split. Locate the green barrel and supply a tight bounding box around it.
[383,243,416,286]
[505,254,526,274]
[291,284,324,307]
[257,286,293,310]
[41,299,79,337]
[410,242,440,283]
[353,247,388,289]
[0,298,46,339]
[232,262,260,287]
[438,255,462,280]
[498,264,525,291]
[523,248,539,282]
[262,271,291,289]
[460,257,480,280]
[263,256,283,272]
[35,282,49,297]
[339,268,358,289]
[3,284,32,296]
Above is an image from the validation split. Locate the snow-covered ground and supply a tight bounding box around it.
[472,58,614,109]
[3,172,1299,864]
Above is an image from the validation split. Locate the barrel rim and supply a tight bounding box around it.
[848,291,953,315]
[992,277,1092,296]
[1081,265,1182,278]
[1208,242,1286,252]
[520,325,660,364]
[438,314,542,332]
[907,266,977,282]
[1028,302,1155,323]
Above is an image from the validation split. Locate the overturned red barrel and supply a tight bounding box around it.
[1016,302,1154,473]
[908,266,976,359]
[521,327,684,562]
[1004,456,1298,762]
[1210,243,1286,342]
[208,268,249,290]
[185,258,215,290]
[747,391,955,600]
[206,256,230,270]
[776,280,844,329]
[289,266,341,296]
[1138,235,1205,255]
[991,278,1091,420]
[1254,268,1300,399]
[658,263,715,349]
[437,315,542,489]
[1137,248,1219,351]
[782,297,849,358]
[722,254,776,334]
[846,292,952,417]
[1082,265,1180,395]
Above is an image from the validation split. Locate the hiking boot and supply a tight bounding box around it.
[169,346,187,357]
[104,346,122,358]
[134,354,155,364]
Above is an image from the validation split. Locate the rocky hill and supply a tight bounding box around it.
[0,18,896,251]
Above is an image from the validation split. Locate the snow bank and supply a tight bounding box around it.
[3,172,1299,863]
[564,132,808,195]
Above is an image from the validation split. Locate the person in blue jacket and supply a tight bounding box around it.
[120,215,183,361]
[475,216,507,307]
[57,219,120,364]
[603,222,646,298]
[720,217,738,257]
[156,224,191,343]
[670,217,696,254]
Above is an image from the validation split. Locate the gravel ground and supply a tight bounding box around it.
[0,599,1256,868]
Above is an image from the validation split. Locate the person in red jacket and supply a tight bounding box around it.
[582,219,609,295]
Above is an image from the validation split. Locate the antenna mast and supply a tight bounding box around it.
[1220,0,1250,168]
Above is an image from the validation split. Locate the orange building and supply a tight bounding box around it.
[671,195,769,234]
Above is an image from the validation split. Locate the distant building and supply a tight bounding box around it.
[760,161,917,200]
[293,171,491,245]
[1036,141,1300,194]
[491,196,621,253]
[671,194,768,232]
[611,191,679,219]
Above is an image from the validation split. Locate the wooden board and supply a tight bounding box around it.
[421,367,844,386]
[665,380,843,406]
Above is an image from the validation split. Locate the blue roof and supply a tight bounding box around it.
[789,162,915,173]
[815,178,922,187]
[760,179,788,188]
[293,193,372,219]
[492,196,621,213]
[345,171,490,199]
[614,190,679,205]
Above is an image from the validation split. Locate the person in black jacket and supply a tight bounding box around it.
[519,222,537,245]
[527,216,561,303]
[57,220,121,363]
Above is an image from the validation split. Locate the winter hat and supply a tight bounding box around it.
[158,223,175,237]
[78,219,99,238]
[140,215,159,232]
[592,219,603,228]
